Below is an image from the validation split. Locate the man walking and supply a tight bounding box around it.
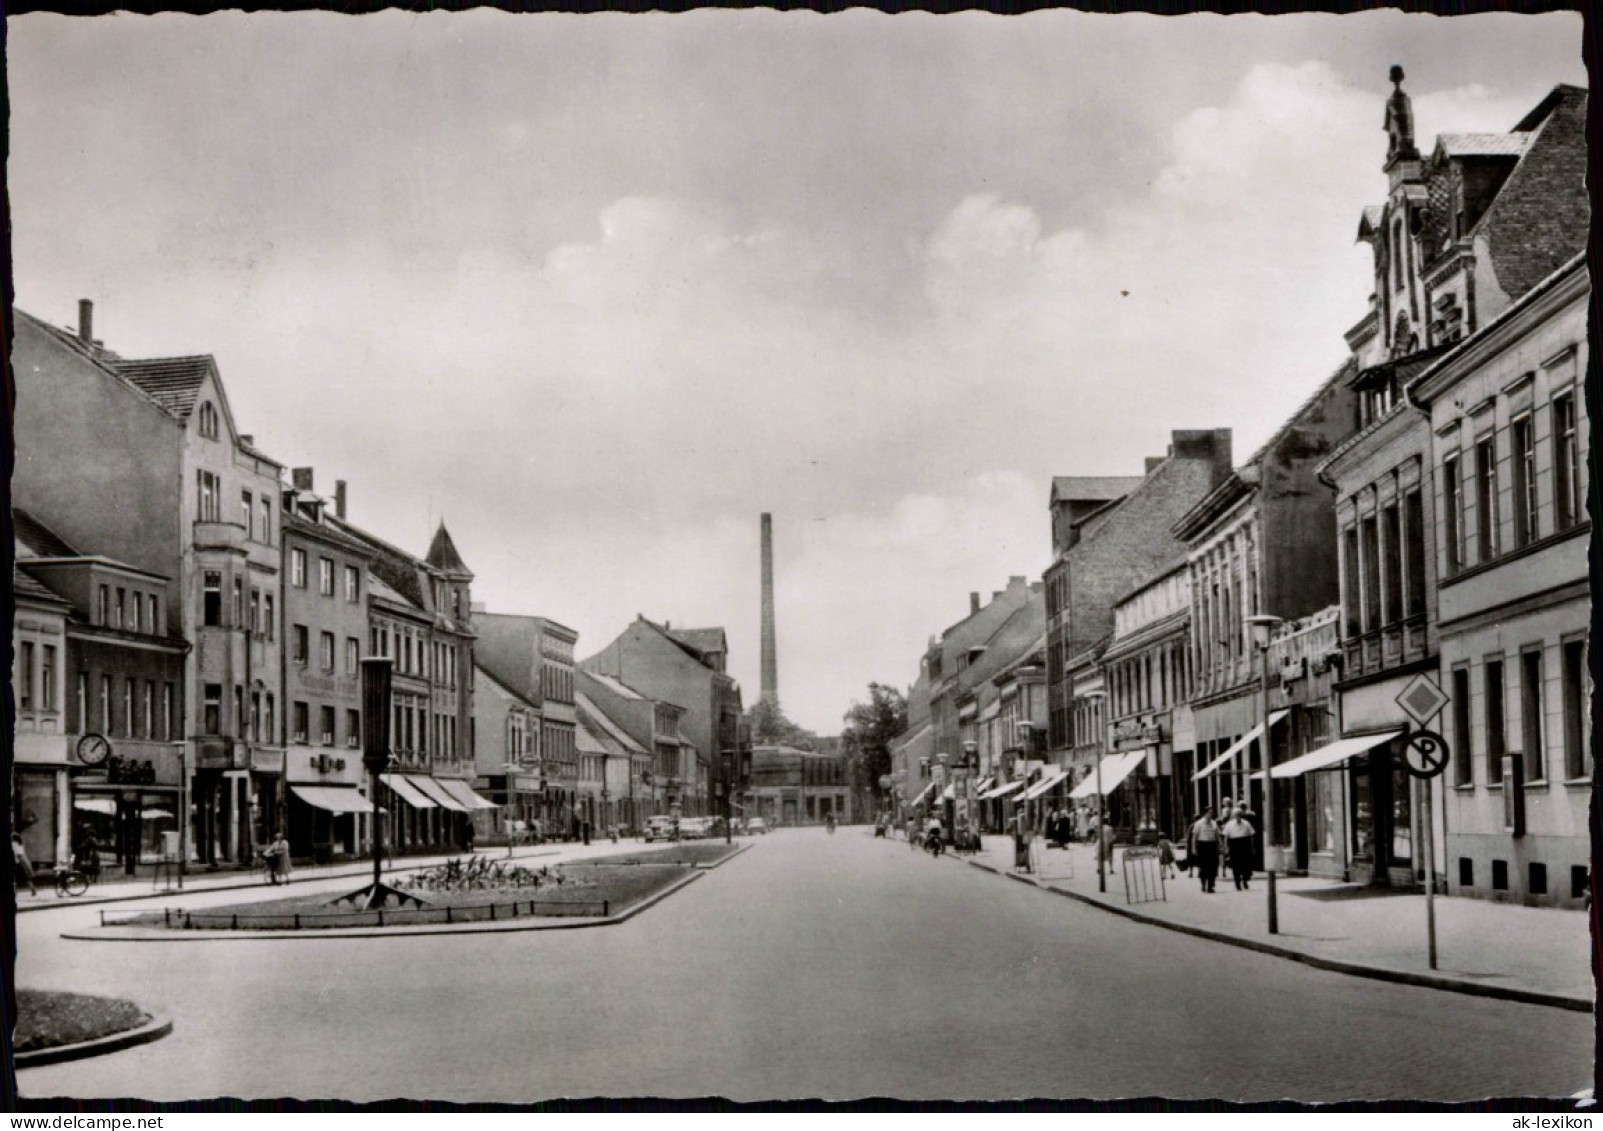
[1223,804,1256,890]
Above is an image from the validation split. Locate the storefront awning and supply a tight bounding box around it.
[1022,770,1069,801]
[408,776,469,812]
[73,798,117,815]
[979,780,1025,801]
[437,779,499,810]
[1191,710,1289,781]
[380,773,438,809]
[906,782,935,808]
[1252,729,1403,781]
[290,784,375,814]
[1068,751,1147,799]
[973,777,995,795]
[941,783,958,801]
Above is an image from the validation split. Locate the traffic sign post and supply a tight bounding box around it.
[1395,677,1450,971]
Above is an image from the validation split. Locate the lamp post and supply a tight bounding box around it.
[1083,691,1109,893]
[1247,613,1285,935]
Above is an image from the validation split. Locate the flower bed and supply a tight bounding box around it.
[14,990,150,1054]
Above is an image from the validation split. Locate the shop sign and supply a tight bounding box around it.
[512,774,543,792]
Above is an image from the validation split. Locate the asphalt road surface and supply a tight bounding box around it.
[16,828,1592,1102]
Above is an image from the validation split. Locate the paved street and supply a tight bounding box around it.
[17,828,1591,1103]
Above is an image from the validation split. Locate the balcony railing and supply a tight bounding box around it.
[193,520,247,551]
[1341,613,1428,681]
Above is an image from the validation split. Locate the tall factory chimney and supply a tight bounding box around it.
[760,512,778,706]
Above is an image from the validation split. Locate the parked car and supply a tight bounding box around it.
[644,816,678,843]
[680,816,715,839]
[745,817,769,835]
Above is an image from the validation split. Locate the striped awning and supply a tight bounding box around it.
[290,785,374,814]
[1192,710,1289,781]
[381,773,438,809]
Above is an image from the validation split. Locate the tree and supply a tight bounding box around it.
[745,697,816,751]
[839,682,908,810]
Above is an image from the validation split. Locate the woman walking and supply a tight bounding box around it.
[1187,808,1221,893]
[1223,804,1256,890]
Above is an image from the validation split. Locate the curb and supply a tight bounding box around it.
[59,848,744,942]
[15,1014,174,1069]
[949,848,1591,1014]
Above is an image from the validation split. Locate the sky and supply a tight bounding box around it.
[5,10,1586,732]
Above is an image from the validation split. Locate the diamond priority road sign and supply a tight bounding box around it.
[1395,673,1449,729]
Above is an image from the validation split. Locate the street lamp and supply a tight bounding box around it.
[1247,613,1285,935]
[1083,691,1109,893]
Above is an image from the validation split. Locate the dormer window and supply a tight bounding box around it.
[198,401,219,440]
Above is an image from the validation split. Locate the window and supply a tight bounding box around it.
[1451,666,1473,786]
[1520,649,1544,784]
[250,588,261,635]
[293,702,309,743]
[251,691,261,742]
[346,709,361,748]
[1381,504,1402,625]
[263,694,274,744]
[1510,415,1537,548]
[1359,516,1380,632]
[291,549,307,588]
[203,571,222,626]
[320,706,336,746]
[1562,638,1588,780]
[204,683,222,735]
[232,577,244,627]
[344,565,361,603]
[98,584,110,626]
[293,624,309,666]
[18,642,34,709]
[124,679,135,737]
[319,557,334,597]
[264,594,275,642]
[1552,392,1580,530]
[163,683,175,741]
[114,587,126,629]
[241,489,253,534]
[198,401,219,439]
[346,637,360,675]
[320,631,335,672]
[147,594,159,635]
[197,469,220,521]
[41,645,56,711]
[259,494,272,544]
[1403,490,1426,618]
[234,684,245,739]
[1474,434,1499,563]
[101,674,113,734]
[1484,659,1506,783]
[77,673,88,732]
[143,681,155,738]
[1442,453,1463,575]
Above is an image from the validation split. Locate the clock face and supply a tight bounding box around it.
[77,733,112,766]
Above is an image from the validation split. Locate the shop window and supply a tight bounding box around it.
[1491,859,1508,891]
[1528,862,1547,896]
[1573,866,1589,901]
[1458,857,1474,888]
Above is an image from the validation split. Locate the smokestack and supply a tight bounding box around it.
[970,592,981,615]
[335,480,347,519]
[760,513,777,706]
[292,467,314,492]
[77,300,93,345]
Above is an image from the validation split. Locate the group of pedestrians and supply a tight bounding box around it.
[1185,800,1259,893]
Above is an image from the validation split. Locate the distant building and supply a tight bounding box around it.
[471,661,542,840]
[577,668,688,825]
[749,744,850,825]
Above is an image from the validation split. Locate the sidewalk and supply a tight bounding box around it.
[948,834,1593,1012]
[15,836,679,913]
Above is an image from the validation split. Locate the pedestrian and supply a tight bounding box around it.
[264,830,290,885]
[1098,818,1116,868]
[1157,834,1178,880]
[12,833,38,897]
[1187,808,1221,893]
[1223,805,1256,890]
[906,816,918,848]
[1012,807,1030,872]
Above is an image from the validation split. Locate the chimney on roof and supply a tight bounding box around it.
[970,592,981,615]
[77,299,93,345]
[1145,456,1164,475]
[292,468,314,492]
[1170,428,1234,487]
[1009,575,1026,587]
[992,590,1002,601]
[335,480,347,520]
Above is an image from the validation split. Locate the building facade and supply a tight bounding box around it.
[476,613,583,830]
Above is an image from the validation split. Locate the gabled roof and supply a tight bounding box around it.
[106,356,213,420]
[1050,476,1146,506]
[14,567,71,609]
[474,661,539,711]
[13,507,82,558]
[583,671,646,700]
[576,692,648,753]
[425,522,473,578]
[667,627,726,655]
[576,716,609,755]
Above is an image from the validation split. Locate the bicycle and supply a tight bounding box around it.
[53,866,90,898]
